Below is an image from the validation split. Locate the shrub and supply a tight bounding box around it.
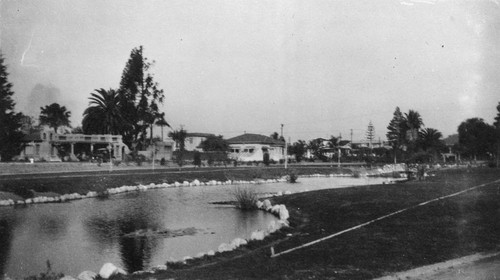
[160,157,166,166]
[286,169,299,183]
[113,160,121,166]
[193,151,201,167]
[232,186,258,210]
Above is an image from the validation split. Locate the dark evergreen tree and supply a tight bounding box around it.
[0,53,24,161]
[118,46,165,149]
[386,107,404,163]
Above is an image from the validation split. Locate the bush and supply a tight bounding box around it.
[232,186,258,210]
[160,157,166,166]
[286,169,299,183]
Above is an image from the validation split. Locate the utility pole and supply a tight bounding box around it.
[282,124,287,169]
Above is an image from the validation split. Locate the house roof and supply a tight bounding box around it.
[186,132,215,138]
[338,140,351,146]
[227,133,285,146]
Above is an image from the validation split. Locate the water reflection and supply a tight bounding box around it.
[0,176,390,278]
[37,214,68,238]
[0,217,16,275]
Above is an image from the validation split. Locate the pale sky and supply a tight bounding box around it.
[1,0,499,142]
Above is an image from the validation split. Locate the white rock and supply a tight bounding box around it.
[192,179,200,186]
[250,230,265,241]
[196,252,206,258]
[271,205,281,215]
[207,250,215,256]
[267,220,281,233]
[262,199,272,211]
[284,191,292,195]
[174,181,181,187]
[276,191,283,196]
[279,205,289,221]
[77,270,97,280]
[255,200,264,209]
[217,243,234,253]
[231,238,247,248]
[99,263,127,279]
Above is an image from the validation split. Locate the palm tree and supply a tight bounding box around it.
[82,88,124,135]
[155,113,170,141]
[419,128,443,154]
[169,129,187,167]
[39,103,71,133]
[403,110,424,137]
[168,129,187,152]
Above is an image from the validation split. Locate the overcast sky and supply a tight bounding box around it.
[1,0,499,142]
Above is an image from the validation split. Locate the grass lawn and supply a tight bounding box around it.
[136,168,500,280]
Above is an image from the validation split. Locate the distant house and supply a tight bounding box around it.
[227,133,285,162]
[441,134,460,162]
[179,133,216,152]
[19,128,130,162]
[137,139,175,161]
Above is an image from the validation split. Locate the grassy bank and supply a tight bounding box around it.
[136,168,500,279]
[0,166,353,200]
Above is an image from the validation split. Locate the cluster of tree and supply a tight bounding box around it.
[386,107,445,163]
[82,46,168,150]
[0,53,24,161]
[456,105,500,165]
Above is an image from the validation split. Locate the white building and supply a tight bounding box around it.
[19,129,130,162]
[227,133,285,162]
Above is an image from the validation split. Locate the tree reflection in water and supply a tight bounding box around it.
[0,217,17,275]
[84,206,162,273]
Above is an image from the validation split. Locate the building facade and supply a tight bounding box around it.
[227,133,285,162]
[19,129,130,162]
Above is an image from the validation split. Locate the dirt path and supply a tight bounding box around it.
[376,252,500,280]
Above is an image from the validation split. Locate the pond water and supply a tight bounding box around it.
[0,176,392,278]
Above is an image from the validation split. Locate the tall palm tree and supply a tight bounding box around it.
[401,110,424,142]
[404,110,423,130]
[82,88,124,135]
[39,103,71,133]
